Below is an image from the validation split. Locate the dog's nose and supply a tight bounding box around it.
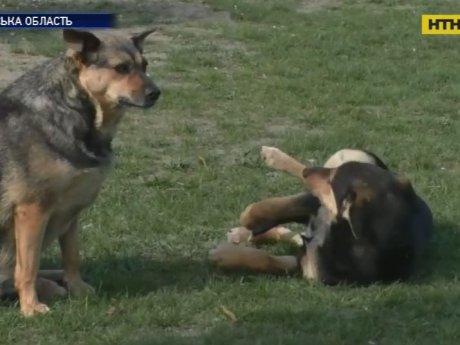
[146,87,161,102]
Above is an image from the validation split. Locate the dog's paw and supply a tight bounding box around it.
[36,278,67,302]
[261,146,289,170]
[21,302,50,317]
[291,233,304,247]
[227,227,252,244]
[66,278,95,298]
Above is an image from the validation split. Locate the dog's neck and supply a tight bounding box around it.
[61,57,121,165]
[64,54,125,143]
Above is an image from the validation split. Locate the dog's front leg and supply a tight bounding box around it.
[59,217,95,297]
[14,202,50,316]
[240,193,320,235]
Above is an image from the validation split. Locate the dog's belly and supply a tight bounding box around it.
[43,165,111,246]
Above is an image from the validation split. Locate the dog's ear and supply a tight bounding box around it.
[303,167,338,216]
[131,28,156,52]
[63,29,101,56]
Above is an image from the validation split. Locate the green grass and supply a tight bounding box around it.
[1,0,460,343]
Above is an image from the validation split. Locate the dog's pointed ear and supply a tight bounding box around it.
[63,29,101,56]
[302,167,334,190]
[303,167,338,216]
[131,28,156,52]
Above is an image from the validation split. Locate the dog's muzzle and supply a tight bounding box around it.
[144,86,161,107]
[118,86,161,108]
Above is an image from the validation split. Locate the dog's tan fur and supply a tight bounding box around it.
[209,243,298,273]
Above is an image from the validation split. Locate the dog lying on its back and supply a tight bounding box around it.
[210,147,433,285]
[0,29,159,316]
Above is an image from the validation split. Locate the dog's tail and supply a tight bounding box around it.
[208,243,298,274]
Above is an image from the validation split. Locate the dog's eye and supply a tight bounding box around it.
[114,63,131,74]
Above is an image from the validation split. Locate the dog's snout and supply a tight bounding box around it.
[146,87,161,102]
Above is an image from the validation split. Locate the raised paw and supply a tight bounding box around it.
[65,278,95,298]
[227,227,252,244]
[261,146,290,170]
[21,302,50,317]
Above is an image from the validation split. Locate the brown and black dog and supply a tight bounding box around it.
[210,147,433,285]
[0,28,159,316]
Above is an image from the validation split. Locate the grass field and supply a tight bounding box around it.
[0,0,460,344]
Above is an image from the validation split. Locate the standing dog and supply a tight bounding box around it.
[0,28,159,316]
[210,147,433,285]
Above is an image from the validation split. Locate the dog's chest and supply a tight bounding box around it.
[44,164,111,244]
[56,165,110,210]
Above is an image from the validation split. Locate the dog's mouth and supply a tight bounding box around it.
[117,97,158,109]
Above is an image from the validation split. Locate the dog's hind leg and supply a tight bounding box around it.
[261,146,308,181]
[209,243,298,274]
[240,193,320,236]
[59,218,95,297]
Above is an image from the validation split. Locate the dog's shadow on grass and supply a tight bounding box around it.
[5,218,454,302]
[79,254,293,297]
[77,255,211,296]
[86,218,460,296]
[53,219,460,296]
[0,255,218,305]
[411,219,460,284]
[0,256,211,306]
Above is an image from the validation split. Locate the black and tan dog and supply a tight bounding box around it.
[210,147,433,285]
[0,29,159,316]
